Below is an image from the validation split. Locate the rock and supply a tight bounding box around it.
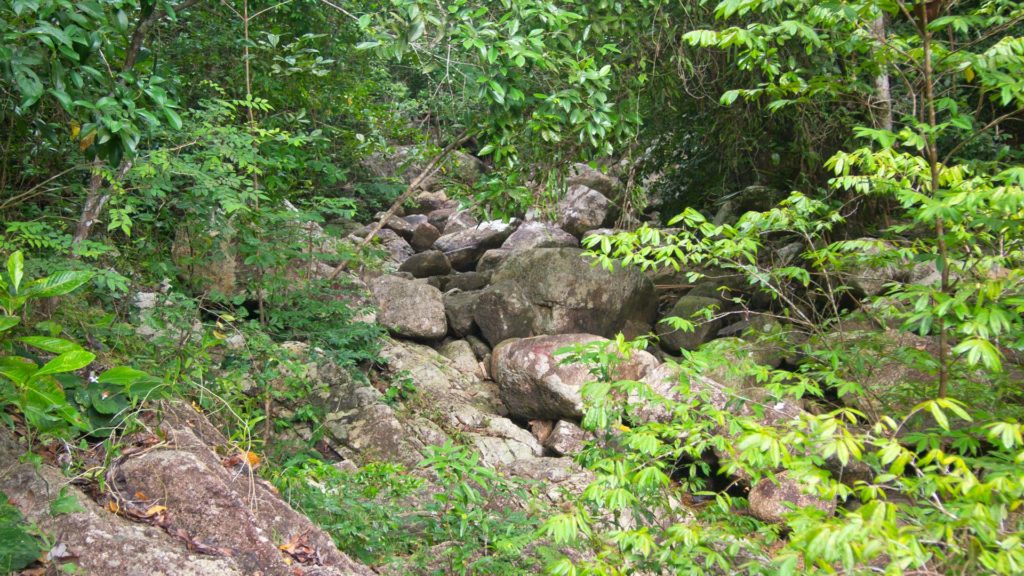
[465,335,491,359]
[443,290,482,337]
[844,238,905,297]
[658,295,726,353]
[371,275,447,340]
[398,250,451,278]
[370,228,415,263]
[491,334,659,420]
[476,247,657,347]
[379,340,541,466]
[434,220,517,271]
[748,472,836,524]
[474,282,535,346]
[411,190,456,214]
[444,271,490,292]
[477,249,512,273]
[443,210,480,235]
[0,409,373,576]
[558,185,614,237]
[545,420,589,456]
[501,221,579,251]
[427,207,456,231]
[438,339,482,377]
[503,457,595,503]
[381,213,419,239]
[567,163,621,198]
[410,222,441,252]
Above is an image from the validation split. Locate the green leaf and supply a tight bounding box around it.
[18,337,83,354]
[97,366,149,387]
[34,350,95,379]
[24,271,93,298]
[7,251,24,292]
[0,316,20,333]
[0,356,37,386]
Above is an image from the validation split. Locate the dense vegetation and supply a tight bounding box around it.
[2,0,1023,574]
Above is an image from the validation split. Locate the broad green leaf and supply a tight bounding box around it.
[0,316,20,333]
[18,336,83,354]
[34,350,95,378]
[97,366,149,386]
[24,271,93,298]
[0,356,38,386]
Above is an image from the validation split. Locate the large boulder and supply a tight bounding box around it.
[0,407,373,576]
[558,185,614,237]
[474,282,535,346]
[475,247,657,347]
[502,221,578,252]
[371,275,447,340]
[434,220,517,271]
[658,295,726,353]
[491,334,659,420]
[843,238,906,298]
[398,250,451,278]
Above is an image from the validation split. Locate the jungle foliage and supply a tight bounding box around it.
[1,0,1023,574]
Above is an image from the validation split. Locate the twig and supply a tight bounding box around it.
[327,130,472,280]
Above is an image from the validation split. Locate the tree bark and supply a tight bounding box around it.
[870,15,894,131]
[72,0,204,248]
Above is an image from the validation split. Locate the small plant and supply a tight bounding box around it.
[0,251,162,441]
[382,369,417,406]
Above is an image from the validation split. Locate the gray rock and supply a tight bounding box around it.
[476,247,657,347]
[658,295,725,353]
[545,420,590,456]
[502,221,579,251]
[434,220,517,271]
[444,290,482,337]
[438,339,482,377]
[749,472,836,524]
[477,249,512,273]
[443,210,480,235]
[398,250,452,278]
[567,163,621,198]
[475,282,535,346]
[845,238,905,297]
[410,222,441,252]
[427,207,456,231]
[444,271,490,292]
[371,275,447,340]
[411,190,456,214]
[492,334,659,420]
[371,228,415,263]
[558,185,614,236]
[465,335,491,359]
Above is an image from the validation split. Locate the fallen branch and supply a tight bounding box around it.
[328,130,472,280]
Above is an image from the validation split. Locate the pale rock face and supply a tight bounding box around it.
[557,184,614,237]
[491,334,659,421]
[370,275,447,340]
[501,221,579,252]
